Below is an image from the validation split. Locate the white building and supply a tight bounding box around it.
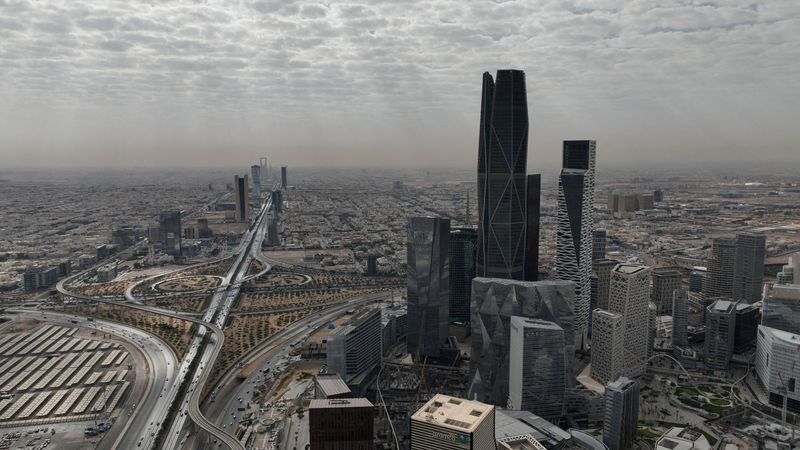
[656,427,711,450]
[591,309,625,385]
[755,325,800,412]
[410,394,495,450]
[608,264,651,378]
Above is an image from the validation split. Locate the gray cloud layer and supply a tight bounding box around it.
[0,0,798,168]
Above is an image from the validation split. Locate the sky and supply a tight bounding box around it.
[0,0,798,169]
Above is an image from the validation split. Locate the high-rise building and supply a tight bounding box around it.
[250,164,261,197]
[476,70,537,281]
[703,237,736,300]
[593,259,618,311]
[410,394,495,450]
[651,268,682,315]
[777,253,799,285]
[309,398,374,450]
[733,232,766,303]
[762,285,800,334]
[280,165,287,189]
[470,278,575,406]
[672,290,689,349]
[603,377,639,450]
[590,309,625,385]
[508,317,566,419]
[326,308,382,381]
[555,140,597,350]
[755,325,800,413]
[158,211,182,256]
[689,267,706,293]
[648,301,657,360]
[592,230,607,261]
[704,299,737,372]
[608,264,651,378]
[407,217,450,359]
[234,175,250,222]
[524,174,541,282]
[734,302,760,352]
[448,227,477,323]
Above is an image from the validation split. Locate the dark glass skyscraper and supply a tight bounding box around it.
[159,211,182,256]
[407,217,450,359]
[733,232,766,303]
[448,227,477,323]
[476,70,539,281]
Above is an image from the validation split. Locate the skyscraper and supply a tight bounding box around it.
[250,164,261,197]
[555,140,597,350]
[590,309,624,385]
[703,237,736,300]
[326,308,382,381]
[672,289,689,349]
[593,259,618,311]
[762,285,800,334]
[470,278,575,406]
[704,299,737,373]
[733,232,766,303]
[407,217,450,359]
[608,263,651,378]
[448,227,477,323]
[603,377,639,450]
[158,211,182,256]
[651,268,682,315]
[592,230,607,261]
[508,317,566,419]
[524,174,541,282]
[476,70,534,281]
[280,165,287,189]
[755,325,800,413]
[234,174,250,223]
[410,394,495,450]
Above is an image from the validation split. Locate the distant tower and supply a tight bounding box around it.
[476,70,538,282]
[281,166,288,189]
[407,217,450,359]
[524,174,541,282]
[733,232,766,303]
[672,289,689,349]
[590,309,624,385]
[703,237,736,301]
[608,264,651,378]
[465,188,471,226]
[250,164,262,197]
[704,298,737,373]
[508,317,566,420]
[158,211,182,256]
[651,268,682,315]
[234,175,250,222]
[592,230,607,261]
[603,377,640,450]
[555,140,597,350]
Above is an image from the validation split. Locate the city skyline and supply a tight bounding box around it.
[1,1,799,168]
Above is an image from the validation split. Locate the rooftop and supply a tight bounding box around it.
[314,373,351,398]
[411,394,493,433]
[613,263,649,275]
[309,398,373,409]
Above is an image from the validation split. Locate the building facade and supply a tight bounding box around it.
[755,325,800,413]
[280,165,287,189]
[508,317,566,419]
[592,230,607,261]
[326,308,382,381]
[309,398,374,450]
[158,211,182,256]
[733,232,766,303]
[410,394,495,450]
[608,264,651,378]
[555,140,597,350]
[651,268,682,315]
[704,299,737,372]
[762,285,800,334]
[603,377,639,450]
[590,309,625,385]
[407,216,450,359]
[448,227,477,323]
[234,174,250,222]
[703,237,736,300]
[672,290,689,349]
[470,278,575,407]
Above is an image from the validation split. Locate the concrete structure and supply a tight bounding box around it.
[555,140,597,350]
[672,290,689,349]
[250,164,261,197]
[309,398,374,450]
[651,268,682,314]
[689,267,706,293]
[470,278,575,407]
[448,227,477,323]
[608,264,651,378]
[158,211,182,256]
[23,266,57,291]
[234,175,250,223]
[326,308,382,382]
[762,284,800,334]
[590,309,625,385]
[704,299,737,372]
[703,237,736,301]
[733,232,766,303]
[476,70,539,283]
[314,373,351,400]
[508,317,566,419]
[407,216,450,359]
[410,394,495,450]
[734,302,760,352]
[593,230,607,261]
[655,427,711,450]
[755,325,800,413]
[603,377,639,450]
[777,253,799,285]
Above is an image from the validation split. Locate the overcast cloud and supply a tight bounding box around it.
[0,0,798,169]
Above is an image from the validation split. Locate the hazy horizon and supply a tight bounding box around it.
[1,0,799,168]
